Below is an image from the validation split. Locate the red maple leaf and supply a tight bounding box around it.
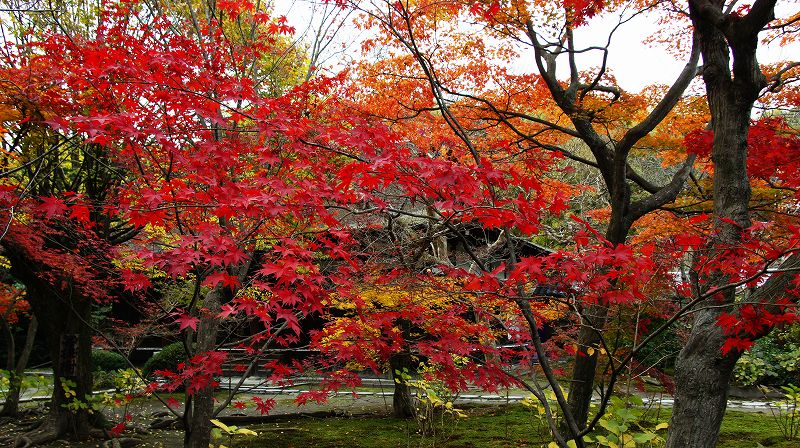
[174,313,199,331]
[37,196,68,218]
[202,271,240,289]
[121,270,152,292]
[218,304,237,318]
[549,192,570,216]
[251,397,275,415]
[109,423,126,436]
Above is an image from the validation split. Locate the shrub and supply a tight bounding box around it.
[142,342,188,377]
[766,384,800,440]
[93,370,118,390]
[734,325,800,387]
[91,349,128,372]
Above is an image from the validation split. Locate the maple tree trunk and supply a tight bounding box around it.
[564,219,629,433]
[666,310,739,448]
[389,352,416,418]
[563,304,607,432]
[184,286,223,448]
[1,315,38,417]
[666,108,750,444]
[667,1,772,445]
[389,318,416,419]
[28,282,95,438]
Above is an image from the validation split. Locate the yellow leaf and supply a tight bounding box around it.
[621,434,637,448]
[655,422,669,431]
[210,419,231,433]
[586,347,595,356]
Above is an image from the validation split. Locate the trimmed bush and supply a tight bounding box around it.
[142,342,188,377]
[91,349,127,372]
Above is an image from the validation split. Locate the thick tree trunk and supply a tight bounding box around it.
[389,352,417,419]
[184,286,223,448]
[31,288,94,437]
[667,67,753,448]
[666,311,739,448]
[1,315,38,416]
[667,1,774,445]
[2,239,101,442]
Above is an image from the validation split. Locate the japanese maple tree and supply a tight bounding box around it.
[6,1,416,446]
[335,0,704,441]
[326,0,800,446]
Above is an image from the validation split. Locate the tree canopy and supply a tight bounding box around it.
[0,0,798,447]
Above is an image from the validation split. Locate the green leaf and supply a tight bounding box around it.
[632,432,656,443]
[210,428,222,439]
[600,419,621,433]
[628,395,644,406]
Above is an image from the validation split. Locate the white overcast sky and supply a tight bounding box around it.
[273,0,798,93]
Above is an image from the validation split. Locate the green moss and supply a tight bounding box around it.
[229,406,800,448]
[235,405,565,447]
[718,411,798,448]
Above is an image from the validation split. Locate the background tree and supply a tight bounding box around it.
[0,52,131,443]
[0,281,37,417]
[340,0,703,441]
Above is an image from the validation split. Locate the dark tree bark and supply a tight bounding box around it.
[7,276,95,441]
[33,288,95,438]
[668,313,740,447]
[0,232,110,444]
[389,351,417,418]
[183,286,223,448]
[666,1,778,446]
[387,317,417,419]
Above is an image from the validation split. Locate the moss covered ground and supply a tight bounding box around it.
[228,405,799,448]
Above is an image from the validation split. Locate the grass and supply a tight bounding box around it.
[227,405,800,448]
[718,411,798,448]
[234,405,549,448]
